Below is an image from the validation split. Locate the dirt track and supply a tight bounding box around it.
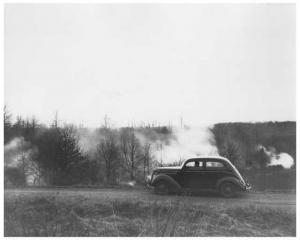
[4,187,296,213]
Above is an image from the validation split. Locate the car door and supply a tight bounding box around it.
[202,160,228,189]
[178,160,205,189]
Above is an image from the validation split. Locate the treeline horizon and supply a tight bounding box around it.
[4,106,296,189]
[4,106,176,187]
[3,106,296,129]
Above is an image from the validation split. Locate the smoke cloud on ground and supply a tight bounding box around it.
[257,145,294,169]
[151,126,219,164]
[267,152,294,169]
[4,137,35,168]
[75,125,219,165]
[76,128,103,156]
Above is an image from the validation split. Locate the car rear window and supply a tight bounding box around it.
[206,161,225,170]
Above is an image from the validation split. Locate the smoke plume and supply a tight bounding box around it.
[151,126,218,164]
[4,137,34,168]
[257,145,294,169]
[75,125,218,165]
[76,128,103,156]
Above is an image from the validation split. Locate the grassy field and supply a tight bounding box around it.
[4,191,296,237]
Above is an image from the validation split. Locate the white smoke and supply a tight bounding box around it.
[76,127,104,155]
[4,137,40,185]
[152,126,218,164]
[75,125,218,166]
[4,137,33,168]
[4,137,24,152]
[267,152,294,168]
[257,145,294,169]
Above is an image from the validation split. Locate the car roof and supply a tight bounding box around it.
[185,156,230,163]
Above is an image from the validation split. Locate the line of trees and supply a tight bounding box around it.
[210,122,296,190]
[210,121,296,169]
[4,107,173,187]
[5,107,296,189]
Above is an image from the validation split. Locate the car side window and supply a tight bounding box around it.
[185,161,204,170]
[206,161,225,170]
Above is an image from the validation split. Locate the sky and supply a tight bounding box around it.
[5,4,296,127]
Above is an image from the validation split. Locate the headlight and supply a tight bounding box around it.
[152,171,159,179]
[145,174,152,183]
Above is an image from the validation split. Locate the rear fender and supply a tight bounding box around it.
[152,174,181,192]
[216,176,243,190]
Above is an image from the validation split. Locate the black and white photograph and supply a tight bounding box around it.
[3,1,297,237]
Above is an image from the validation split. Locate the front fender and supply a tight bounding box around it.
[152,174,182,192]
[216,176,245,190]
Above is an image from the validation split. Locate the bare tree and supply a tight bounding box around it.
[101,114,111,129]
[12,138,37,186]
[97,128,120,184]
[141,142,152,180]
[52,111,59,128]
[4,106,12,144]
[120,128,142,180]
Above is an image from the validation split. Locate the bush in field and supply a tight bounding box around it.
[34,125,86,185]
[4,167,26,187]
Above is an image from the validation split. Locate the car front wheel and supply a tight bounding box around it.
[154,181,169,195]
[219,182,237,198]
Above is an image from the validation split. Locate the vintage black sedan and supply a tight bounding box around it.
[147,156,251,198]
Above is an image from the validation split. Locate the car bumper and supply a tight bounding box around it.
[242,183,252,191]
[145,177,152,187]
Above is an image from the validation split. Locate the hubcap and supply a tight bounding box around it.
[222,184,234,197]
[224,186,232,193]
[157,183,168,194]
[159,184,166,191]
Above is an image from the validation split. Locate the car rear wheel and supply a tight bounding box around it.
[219,182,236,198]
[154,181,169,195]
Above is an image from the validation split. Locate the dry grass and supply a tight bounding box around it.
[4,195,296,237]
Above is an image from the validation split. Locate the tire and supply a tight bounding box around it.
[154,181,169,195]
[219,182,237,198]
